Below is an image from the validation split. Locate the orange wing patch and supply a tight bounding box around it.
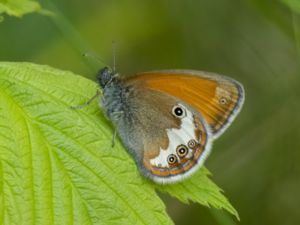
[127,70,244,138]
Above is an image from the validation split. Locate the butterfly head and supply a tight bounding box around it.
[97,67,115,88]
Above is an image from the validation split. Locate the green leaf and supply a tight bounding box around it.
[0,62,172,225]
[0,62,238,224]
[0,0,41,17]
[157,167,239,220]
[282,0,300,14]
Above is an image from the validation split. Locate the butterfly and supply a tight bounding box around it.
[82,67,244,184]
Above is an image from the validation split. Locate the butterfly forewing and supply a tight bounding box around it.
[127,70,244,138]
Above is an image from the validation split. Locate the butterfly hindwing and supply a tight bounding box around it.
[114,86,212,183]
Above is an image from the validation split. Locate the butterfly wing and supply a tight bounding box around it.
[115,86,212,184]
[126,70,244,138]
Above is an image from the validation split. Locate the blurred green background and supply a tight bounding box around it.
[1,0,299,224]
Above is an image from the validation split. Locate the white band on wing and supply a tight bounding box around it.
[150,104,196,168]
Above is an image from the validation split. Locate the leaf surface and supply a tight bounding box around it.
[0,0,41,17]
[157,168,239,220]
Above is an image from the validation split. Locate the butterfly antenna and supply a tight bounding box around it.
[82,52,109,70]
[112,40,116,74]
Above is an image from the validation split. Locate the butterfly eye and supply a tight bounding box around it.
[172,105,186,118]
[176,145,188,157]
[188,139,197,149]
[167,154,178,165]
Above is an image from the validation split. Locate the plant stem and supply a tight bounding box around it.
[292,11,300,67]
[41,0,109,71]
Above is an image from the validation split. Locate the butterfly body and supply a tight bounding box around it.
[97,67,244,184]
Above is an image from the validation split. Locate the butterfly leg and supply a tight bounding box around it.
[110,111,124,148]
[71,90,102,110]
[111,129,118,148]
